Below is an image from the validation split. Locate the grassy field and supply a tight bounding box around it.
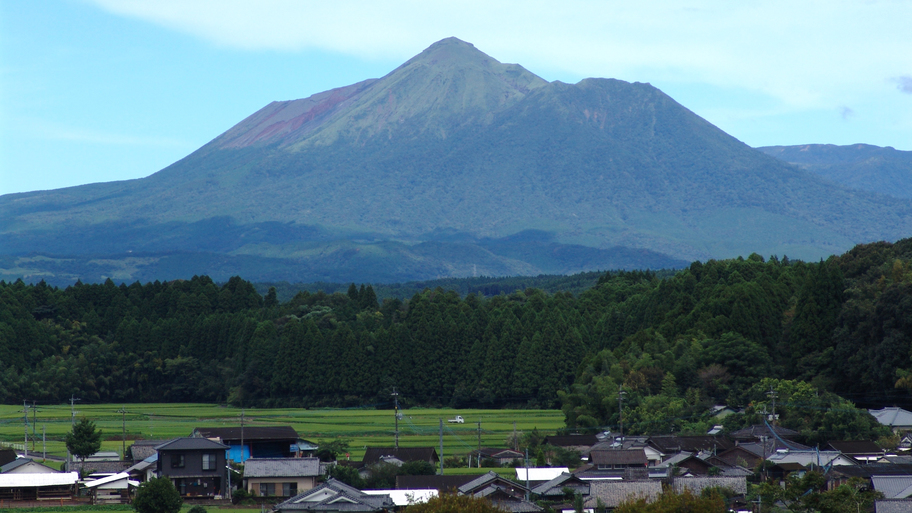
[0,403,564,463]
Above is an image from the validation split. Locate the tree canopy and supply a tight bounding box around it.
[65,418,102,463]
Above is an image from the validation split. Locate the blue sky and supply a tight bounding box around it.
[2,0,911,196]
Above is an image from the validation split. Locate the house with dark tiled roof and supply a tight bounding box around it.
[457,472,541,512]
[544,435,598,453]
[273,478,394,512]
[590,447,648,471]
[395,474,476,492]
[362,447,439,467]
[656,452,713,476]
[828,440,887,464]
[156,437,228,497]
[827,463,912,491]
[710,446,765,470]
[244,457,321,498]
[647,435,734,458]
[530,472,589,500]
[470,447,524,466]
[192,426,302,462]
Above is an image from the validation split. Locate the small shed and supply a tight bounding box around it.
[83,472,139,504]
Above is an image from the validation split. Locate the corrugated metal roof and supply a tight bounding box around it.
[0,472,79,487]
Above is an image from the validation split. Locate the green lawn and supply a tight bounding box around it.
[0,404,564,463]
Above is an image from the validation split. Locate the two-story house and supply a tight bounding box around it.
[156,437,229,498]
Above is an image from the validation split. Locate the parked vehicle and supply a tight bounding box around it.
[448,415,464,423]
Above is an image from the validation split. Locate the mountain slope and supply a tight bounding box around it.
[758,144,912,199]
[2,38,910,284]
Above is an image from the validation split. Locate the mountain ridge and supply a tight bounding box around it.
[2,38,910,284]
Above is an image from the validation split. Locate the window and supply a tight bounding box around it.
[202,453,216,471]
[260,483,276,497]
[282,482,298,496]
[172,454,185,468]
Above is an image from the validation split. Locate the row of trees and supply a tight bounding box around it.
[2,239,912,442]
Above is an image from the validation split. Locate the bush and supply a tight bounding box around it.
[188,507,208,513]
[133,477,182,513]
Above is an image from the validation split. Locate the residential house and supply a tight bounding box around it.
[470,448,524,466]
[543,435,598,453]
[872,475,912,499]
[273,478,394,512]
[0,458,60,474]
[647,435,734,459]
[827,440,887,464]
[530,472,590,501]
[156,437,229,498]
[655,452,714,476]
[869,407,912,433]
[362,447,439,468]
[589,447,648,471]
[395,474,476,492]
[83,472,138,505]
[709,446,765,470]
[192,426,302,462]
[244,457,321,498]
[457,472,541,512]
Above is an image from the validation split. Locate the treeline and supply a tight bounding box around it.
[1,240,911,440]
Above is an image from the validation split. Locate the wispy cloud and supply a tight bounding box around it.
[894,76,912,94]
[87,0,912,111]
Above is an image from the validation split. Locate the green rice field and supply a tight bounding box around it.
[0,404,564,463]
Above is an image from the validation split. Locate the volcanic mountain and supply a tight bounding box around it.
[2,38,911,284]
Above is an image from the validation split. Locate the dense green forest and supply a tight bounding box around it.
[2,240,911,442]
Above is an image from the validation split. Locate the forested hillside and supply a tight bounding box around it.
[2,240,911,441]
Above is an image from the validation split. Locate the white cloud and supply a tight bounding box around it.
[87,0,912,111]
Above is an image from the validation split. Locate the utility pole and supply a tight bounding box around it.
[477,421,482,452]
[392,388,400,449]
[31,401,38,452]
[512,421,517,451]
[618,385,626,441]
[439,419,444,475]
[117,406,128,459]
[23,400,29,458]
[68,395,80,467]
[240,408,246,463]
[42,426,46,460]
[767,386,778,424]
